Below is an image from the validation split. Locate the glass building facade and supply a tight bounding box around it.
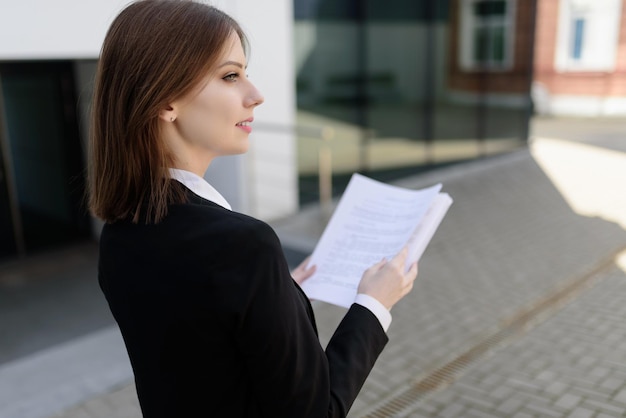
[0,62,91,259]
[0,0,537,260]
[294,0,536,203]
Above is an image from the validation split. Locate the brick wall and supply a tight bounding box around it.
[447,0,535,95]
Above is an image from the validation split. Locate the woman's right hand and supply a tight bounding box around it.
[357,247,418,310]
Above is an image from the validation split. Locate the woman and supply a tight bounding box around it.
[89,1,418,417]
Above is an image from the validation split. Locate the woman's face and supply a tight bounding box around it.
[165,31,264,173]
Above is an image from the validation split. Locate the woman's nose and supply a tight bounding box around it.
[246,83,264,108]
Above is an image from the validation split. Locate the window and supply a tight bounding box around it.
[571,18,585,60]
[556,0,622,72]
[459,0,516,70]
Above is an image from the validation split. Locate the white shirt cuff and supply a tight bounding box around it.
[354,294,392,333]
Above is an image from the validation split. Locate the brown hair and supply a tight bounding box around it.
[88,0,247,224]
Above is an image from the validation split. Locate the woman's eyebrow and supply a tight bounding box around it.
[218,60,247,69]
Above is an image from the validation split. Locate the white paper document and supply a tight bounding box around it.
[300,173,452,308]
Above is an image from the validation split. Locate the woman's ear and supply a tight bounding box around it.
[158,105,177,123]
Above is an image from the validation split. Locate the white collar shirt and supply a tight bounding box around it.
[169,168,231,210]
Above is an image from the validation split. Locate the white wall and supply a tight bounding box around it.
[547,95,626,116]
[0,0,298,221]
[0,0,129,59]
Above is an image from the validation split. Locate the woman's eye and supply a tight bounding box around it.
[223,73,238,82]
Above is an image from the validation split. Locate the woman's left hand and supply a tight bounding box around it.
[291,256,316,286]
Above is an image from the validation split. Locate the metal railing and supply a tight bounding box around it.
[253,121,341,220]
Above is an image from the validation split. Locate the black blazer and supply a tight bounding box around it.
[98,187,388,417]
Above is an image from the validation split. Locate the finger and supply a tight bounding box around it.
[371,257,387,271]
[406,262,418,280]
[366,257,387,273]
[300,264,317,280]
[293,258,312,275]
[297,262,316,273]
[404,280,414,294]
[389,246,409,268]
[298,256,312,271]
[404,263,417,283]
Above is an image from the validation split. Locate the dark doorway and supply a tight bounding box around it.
[0,145,17,258]
[0,61,90,257]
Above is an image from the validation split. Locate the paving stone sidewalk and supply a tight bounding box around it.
[304,139,626,417]
[38,118,626,417]
[390,259,626,418]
